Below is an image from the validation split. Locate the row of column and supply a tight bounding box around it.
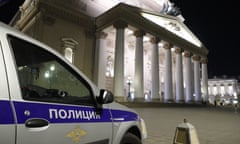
[96,21,209,103]
[161,43,208,103]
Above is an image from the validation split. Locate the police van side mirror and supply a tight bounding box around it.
[97,89,114,104]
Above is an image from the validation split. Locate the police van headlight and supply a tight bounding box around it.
[140,118,147,139]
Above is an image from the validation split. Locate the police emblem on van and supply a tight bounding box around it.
[66,126,87,143]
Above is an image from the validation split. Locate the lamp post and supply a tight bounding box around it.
[126,76,132,100]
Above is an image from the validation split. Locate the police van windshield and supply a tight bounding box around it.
[8,35,93,105]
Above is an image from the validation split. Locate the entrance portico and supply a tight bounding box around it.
[95,3,209,103]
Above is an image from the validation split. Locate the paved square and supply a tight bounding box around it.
[134,107,240,144]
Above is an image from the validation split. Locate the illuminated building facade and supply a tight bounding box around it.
[11,0,209,103]
[208,78,239,105]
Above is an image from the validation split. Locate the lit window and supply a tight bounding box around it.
[64,47,73,63]
[61,38,78,64]
[220,86,225,96]
[228,85,233,96]
[208,87,211,95]
[213,86,217,96]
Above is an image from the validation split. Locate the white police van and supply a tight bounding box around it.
[0,22,147,144]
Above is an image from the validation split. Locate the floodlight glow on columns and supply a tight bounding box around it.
[141,12,202,47]
[158,42,163,47]
[143,36,150,42]
[127,29,133,35]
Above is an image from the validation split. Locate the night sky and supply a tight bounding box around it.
[171,0,240,78]
[1,0,239,78]
[0,0,24,23]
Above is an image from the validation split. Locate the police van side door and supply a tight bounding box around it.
[7,35,113,144]
[0,37,15,144]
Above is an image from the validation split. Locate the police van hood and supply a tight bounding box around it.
[108,102,140,122]
[108,102,133,111]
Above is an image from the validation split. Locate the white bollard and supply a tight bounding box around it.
[173,119,200,144]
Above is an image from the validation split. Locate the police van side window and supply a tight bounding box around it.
[8,35,93,106]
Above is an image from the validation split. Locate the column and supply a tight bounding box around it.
[201,57,209,103]
[150,37,160,100]
[184,51,193,103]
[96,32,107,89]
[113,21,128,97]
[192,54,201,102]
[175,47,184,103]
[134,30,145,100]
[163,41,173,102]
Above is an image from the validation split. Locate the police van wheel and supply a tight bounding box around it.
[120,132,142,144]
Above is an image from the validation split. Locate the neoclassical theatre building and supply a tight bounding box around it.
[11,0,209,103]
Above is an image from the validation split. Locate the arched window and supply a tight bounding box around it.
[64,47,73,63]
[61,38,78,63]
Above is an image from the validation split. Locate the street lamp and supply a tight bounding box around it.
[126,76,132,100]
[44,65,55,88]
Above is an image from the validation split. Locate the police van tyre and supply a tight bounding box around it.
[120,132,142,144]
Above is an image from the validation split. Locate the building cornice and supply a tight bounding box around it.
[39,1,94,30]
[14,0,95,31]
[96,3,208,57]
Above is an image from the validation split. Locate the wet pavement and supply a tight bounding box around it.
[133,106,240,144]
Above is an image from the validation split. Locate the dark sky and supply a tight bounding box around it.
[1,0,239,78]
[171,0,240,78]
[0,0,24,23]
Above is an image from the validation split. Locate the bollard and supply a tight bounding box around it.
[173,119,200,144]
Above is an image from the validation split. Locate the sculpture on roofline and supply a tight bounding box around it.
[161,1,181,16]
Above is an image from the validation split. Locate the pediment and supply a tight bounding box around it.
[96,3,208,56]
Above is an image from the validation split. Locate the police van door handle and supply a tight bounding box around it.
[25,118,49,128]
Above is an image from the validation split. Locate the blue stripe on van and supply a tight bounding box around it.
[0,100,138,124]
[0,100,15,124]
[12,101,138,124]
